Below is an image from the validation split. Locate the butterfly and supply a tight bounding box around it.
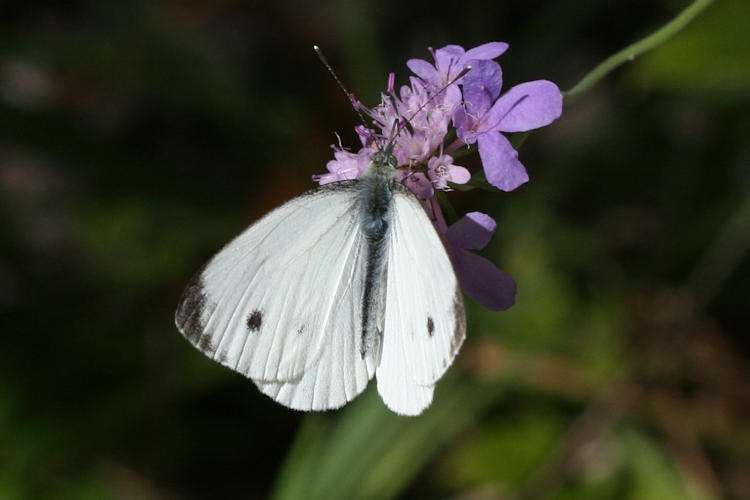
[176,130,466,417]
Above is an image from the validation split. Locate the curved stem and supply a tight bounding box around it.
[564,0,716,103]
[459,0,715,193]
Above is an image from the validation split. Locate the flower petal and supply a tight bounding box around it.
[462,60,503,118]
[312,172,340,185]
[450,248,516,311]
[463,42,509,62]
[446,211,496,250]
[486,80,563,133]
[448,165,471,184]
[406,58,437,83]
[441,84,462,113]
[434,45,465,67]
[453,107,474,144]
[478,131,529,191]
[434,45,467,81]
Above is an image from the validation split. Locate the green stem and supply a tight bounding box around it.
[435,190,458,224]
[459,0,715,194]
[564,0,716,103]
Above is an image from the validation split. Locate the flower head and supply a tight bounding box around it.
[407,42,509,91]
[314,42,561,311]
[427,154,469,190]
[316,42,562,194]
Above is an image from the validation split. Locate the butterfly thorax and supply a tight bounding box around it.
[358,153,395,232]
[357,147,398,358]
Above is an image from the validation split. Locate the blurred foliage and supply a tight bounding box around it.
[1,0,748,499]
[632,0,750,93]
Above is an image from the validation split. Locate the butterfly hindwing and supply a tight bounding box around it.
[376,184,466,415]
[254,309,379,411]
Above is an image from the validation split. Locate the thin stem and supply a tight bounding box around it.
[451,0,715,194]
[463,0,715,193]
[435,190,458,225]
[511,131,530,149]
[564,0,716,103]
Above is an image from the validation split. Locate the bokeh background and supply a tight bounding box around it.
[2,0,749,498]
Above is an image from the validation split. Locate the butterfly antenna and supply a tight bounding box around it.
[314,45,369,129]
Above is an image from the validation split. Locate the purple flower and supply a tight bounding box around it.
[407,42,509,90]
[312,41,562,313]
[427,154,470,190]
[313,147,374,185]
[443,212,516,311]
[453,59,562,192]
[367,76,460,167]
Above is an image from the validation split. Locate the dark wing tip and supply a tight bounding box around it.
[175,264,210,348]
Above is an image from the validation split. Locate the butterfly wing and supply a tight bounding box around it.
[254,312,379,410]
[176,181,377,409]
[376,184,466,416]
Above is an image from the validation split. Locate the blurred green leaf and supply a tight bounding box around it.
[621,428,701,500]
[440,411,567,489]
[271,378,503,500]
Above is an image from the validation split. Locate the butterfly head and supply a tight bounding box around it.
[362,141,398,182]
[370,142,397,169]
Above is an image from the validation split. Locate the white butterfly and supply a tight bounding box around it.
[175,143,465,416]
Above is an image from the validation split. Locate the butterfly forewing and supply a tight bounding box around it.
[175,181,376,389]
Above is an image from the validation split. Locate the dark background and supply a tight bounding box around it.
[2,1,748,498]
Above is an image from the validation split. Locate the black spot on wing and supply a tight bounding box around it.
[427,316,435,337]
[247,310,263,332]
[297,324,306,335]
[175,264,212,348]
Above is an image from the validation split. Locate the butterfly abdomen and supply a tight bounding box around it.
[358,153,397,358]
